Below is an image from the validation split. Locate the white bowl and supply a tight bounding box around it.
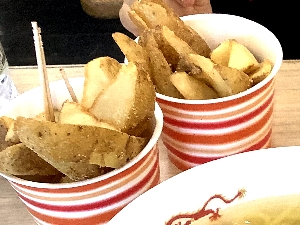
[108,146,300,224]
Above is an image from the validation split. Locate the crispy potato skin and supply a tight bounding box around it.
[0,143,60,176]
[14,117,147,181]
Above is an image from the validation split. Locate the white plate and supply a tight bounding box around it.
[108,146,300,224]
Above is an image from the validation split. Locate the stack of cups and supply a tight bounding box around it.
[0,42,18,110]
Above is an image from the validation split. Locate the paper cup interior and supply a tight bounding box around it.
[0,77,164,187]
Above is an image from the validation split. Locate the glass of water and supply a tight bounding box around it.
[0,42,18,110]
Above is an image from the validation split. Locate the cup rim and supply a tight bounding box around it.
[0,78,164,188]
[156,13,283,104]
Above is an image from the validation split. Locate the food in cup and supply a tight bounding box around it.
[112,0,282,170]
[113,0,273,100]
[0,58,156,182]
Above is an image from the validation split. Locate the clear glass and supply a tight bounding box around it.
[0,42,18,110]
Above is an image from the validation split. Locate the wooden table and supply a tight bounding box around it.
[1,60,300,224]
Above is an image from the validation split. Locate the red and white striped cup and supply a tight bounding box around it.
[0,77,163,225]
[157,14,283,171]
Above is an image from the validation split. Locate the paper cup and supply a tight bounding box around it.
[156,14,283,171]
[0,77,163,225]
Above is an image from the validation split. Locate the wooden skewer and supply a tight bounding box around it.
[60,68,78,103]
[31,21,55,122]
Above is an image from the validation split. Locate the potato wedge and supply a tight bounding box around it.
[185,54,232,97]
[139,29,183,98]
[5,120,20,144]
[0,143,60,176]
[81,56,121,110]
[170,71,218,100]
[227,39,259,73]
[89,62,156,134]
[176,56,203,76]
[128,10,149,34]
[14,117,147,181]
[248,59,273,85]
[58,100,118,131]
[215,65,252,95]
[0,116,16,151]
[112,32,151,75]
[141,27,179,67]
[130,1,171,30]
[159,25,197,65]
[210,39,232,66]
[139,0,172,14]
[129,1,210,57]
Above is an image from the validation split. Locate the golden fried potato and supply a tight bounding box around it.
[176,56,203,75]
[140,27,179,66]
[81,57,121,110]
[0,143,60,176]
[227,39,259,73]
[59,100,118,131]
[214,65,252,95]
[35,111,60,122]
[14,117,147,181]
[210,39,231,66]
[128,10,148,35]
[130,1,170,29]
[139,0,172,13]
[211,39,259,74]
[248,59,273,85]
[5,120,19,144]
[112,32,151,75]
[129,1,211,57]
[184,54,233,97]
[139,29,183,98]
[89,62,156,134]
[170,72,218,100]
[0,117,16,151]
[159,25,196,65]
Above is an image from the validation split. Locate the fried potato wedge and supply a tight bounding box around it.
[211,39,259,73]
[129,1,210,57]
[59,100,118,130]
[0,116,16,151]
[141,27,179,66]
[130,1,171,29]
[112,32,150,75]
[89,62,156,134]
[210,39,232,66]
[185,54,233,97]
[228,39,259,73]
[14,117,147,181]
[139,29,183,98]
[159,25,197,65]
[170,72,218,100]
[215,65,252,95]
[176,56,202,75]
[0,143,60,176]
[81,56,121,110]
[248,59,273,85]
[128,10,148,35]
[5,120,20,144]
[139,0,172,13]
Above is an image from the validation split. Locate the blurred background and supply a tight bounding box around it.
[0,0,133,66]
